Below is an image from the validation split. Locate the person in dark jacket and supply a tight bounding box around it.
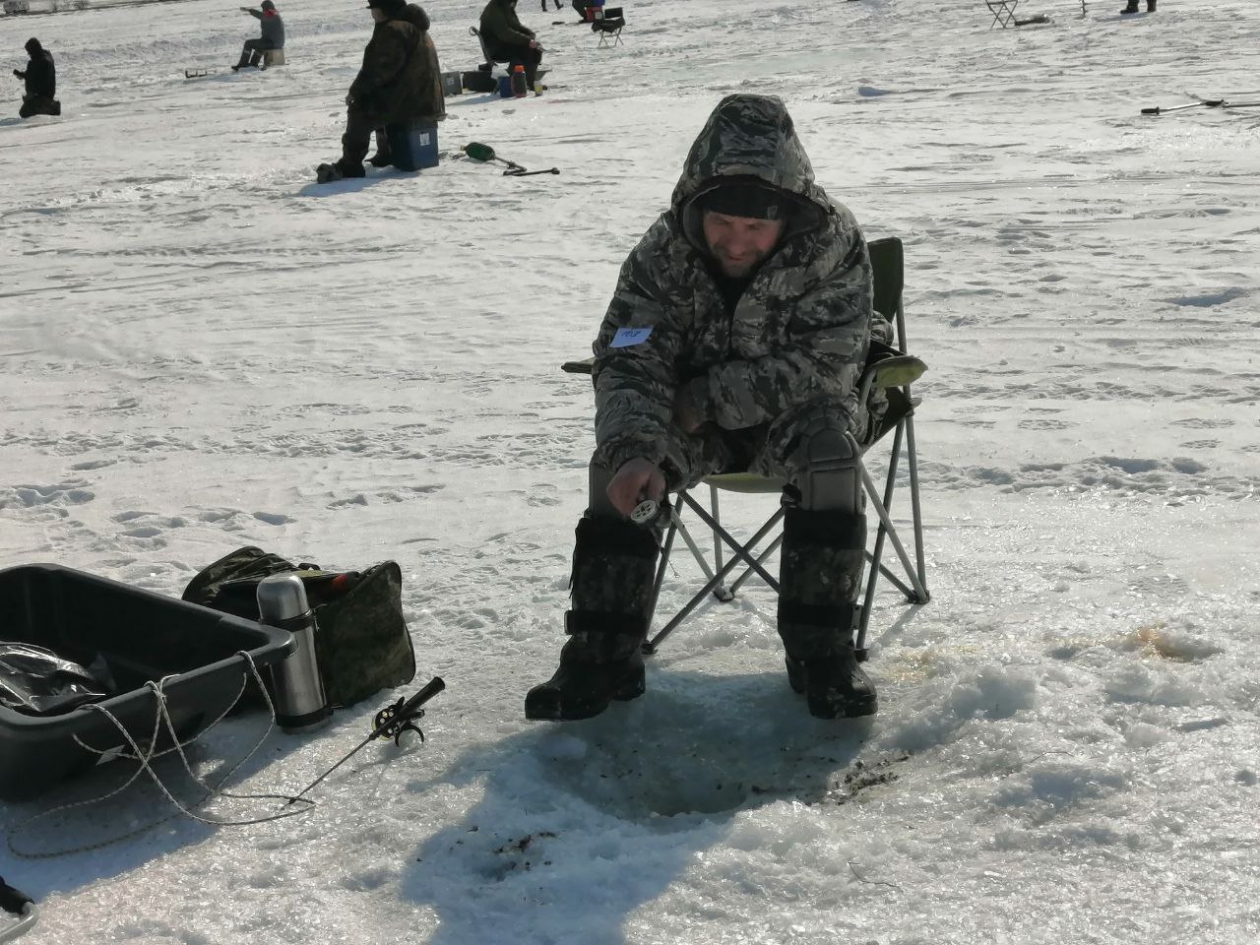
[480,0,543,93]
[525,94,891,724]
[233,0,285,71]
[13,37,60,119]
[317,0,445,182]
[367,2,446,167]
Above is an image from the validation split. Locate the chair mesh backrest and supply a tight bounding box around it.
[864,237,911,447]
[471,26,495,63]
[869,237,904,326]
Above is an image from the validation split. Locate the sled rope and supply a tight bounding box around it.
[6,652,314,860]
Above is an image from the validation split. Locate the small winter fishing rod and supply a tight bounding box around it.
[286,676,445,804]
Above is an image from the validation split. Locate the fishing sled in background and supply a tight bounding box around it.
[185,50,283,80]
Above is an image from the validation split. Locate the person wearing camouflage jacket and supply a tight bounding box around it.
[526,93,891,724]
[319,0,446,180]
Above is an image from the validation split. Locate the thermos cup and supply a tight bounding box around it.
[257,574,332,733]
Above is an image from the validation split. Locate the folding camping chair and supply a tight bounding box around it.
[561,236,930,661]
[592,6,625,47]
[469,25,510,71]
[985,0,1050,28]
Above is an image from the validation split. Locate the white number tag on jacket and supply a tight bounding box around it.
[611,326,653,348]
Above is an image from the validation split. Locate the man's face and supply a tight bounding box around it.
[701,210,785,279]
[370,6,386,20]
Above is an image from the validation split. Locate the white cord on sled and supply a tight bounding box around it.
[6,651,315,860]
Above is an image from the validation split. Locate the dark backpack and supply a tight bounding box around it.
[182,546,416,709]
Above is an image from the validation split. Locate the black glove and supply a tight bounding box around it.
[13,69,23,79]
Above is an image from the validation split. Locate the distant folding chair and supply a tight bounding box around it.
[985,0,1050,28]
[592,6,625,47]
[562,236,930,661]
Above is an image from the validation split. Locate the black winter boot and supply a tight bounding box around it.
[1121,0,1140,12]
[315,158,367,184]
[1146,0,1155,10]
[525,516,660,721]
[777,505,877,719]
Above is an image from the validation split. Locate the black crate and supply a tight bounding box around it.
[0,564,293,802]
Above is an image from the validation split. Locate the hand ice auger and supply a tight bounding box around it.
[461,141,560,177]
[1141,97,1260,116]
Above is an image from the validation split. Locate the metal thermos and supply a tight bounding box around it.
[257,574,332,733]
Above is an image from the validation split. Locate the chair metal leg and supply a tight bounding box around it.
[679,492,781,591]
[644,500,783,653]
[707,483,731,600]
[904,412,928,590]
[644,507,680,640]
[861,464,929,605]
[727,531,784,597]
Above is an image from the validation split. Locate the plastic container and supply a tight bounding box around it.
[497,74,513,99]
[510,65,528,98]
[385,122,440,171]
[462,70,497,93]
[0,563,293,802]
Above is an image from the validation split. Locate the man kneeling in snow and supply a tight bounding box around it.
[525,93,892,723]
[317,0,445,182]
[14,37,60,119]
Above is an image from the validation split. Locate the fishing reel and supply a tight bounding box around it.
[373,697,427,746]
[371,677,446,746]
[630,495,670,529]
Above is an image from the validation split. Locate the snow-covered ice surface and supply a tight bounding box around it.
[2,0,1259,941]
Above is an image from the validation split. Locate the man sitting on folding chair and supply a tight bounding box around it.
[526,92,893,723]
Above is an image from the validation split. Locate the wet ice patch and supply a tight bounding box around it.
[1117,625,1222,663]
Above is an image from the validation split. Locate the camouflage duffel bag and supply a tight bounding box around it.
[182,546,416,709]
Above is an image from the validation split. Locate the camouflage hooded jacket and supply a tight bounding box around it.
[591,93,888,475]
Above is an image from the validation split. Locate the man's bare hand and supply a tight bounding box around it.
[607,458,665,518]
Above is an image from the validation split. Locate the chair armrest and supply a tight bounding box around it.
[857,354,926,409]
[869,354,927,390]
[561,357,595,375]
